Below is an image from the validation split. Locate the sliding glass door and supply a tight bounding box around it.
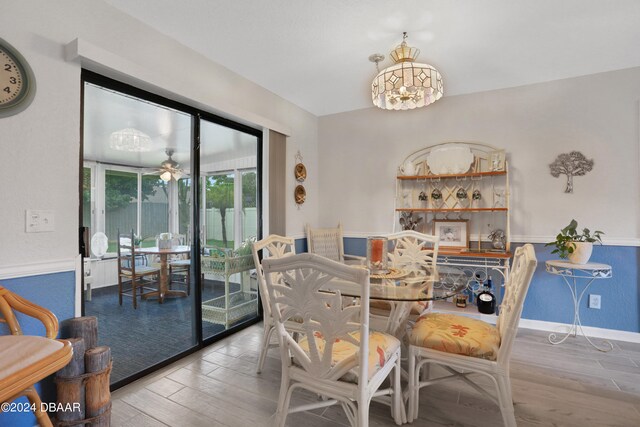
[200,119,260,340]
[83,76,195,386]
[82,71,262,387]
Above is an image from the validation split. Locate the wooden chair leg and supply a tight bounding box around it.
[118,276,123,306]
[23,387,53,427]
[132,277,137,309]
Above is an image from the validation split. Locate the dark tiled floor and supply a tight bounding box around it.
[84,279,254,383]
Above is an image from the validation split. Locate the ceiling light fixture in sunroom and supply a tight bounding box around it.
[109,127,152,152]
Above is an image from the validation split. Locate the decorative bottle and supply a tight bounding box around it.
[467,274,481,305]
[477,278,496,314]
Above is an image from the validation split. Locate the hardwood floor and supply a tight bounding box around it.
[111,324,640,426]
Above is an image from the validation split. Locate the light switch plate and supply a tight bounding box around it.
[26,209,55,232]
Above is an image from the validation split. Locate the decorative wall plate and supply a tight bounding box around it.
[294,163,307,182]
[426,145,474,174]
[294,185,306,204]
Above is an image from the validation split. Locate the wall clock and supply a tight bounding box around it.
[0,38,36,118]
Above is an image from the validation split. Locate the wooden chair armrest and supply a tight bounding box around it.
[0,289,59,338]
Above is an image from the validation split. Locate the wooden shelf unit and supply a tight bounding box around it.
[396,207,508,213]
[440,249,512,259]
[394,142,510,251]
[395,143,512,314]
[397,170,507,180]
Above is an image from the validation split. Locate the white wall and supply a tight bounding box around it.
[318,67,640,244]
[0,0,318,269]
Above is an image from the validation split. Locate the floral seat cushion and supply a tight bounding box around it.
[410,312,501,361]
[297,331,400,382]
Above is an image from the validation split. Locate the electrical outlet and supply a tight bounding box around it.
[589,294,601,309]
[25,209,55,232]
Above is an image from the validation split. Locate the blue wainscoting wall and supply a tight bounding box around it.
[0,271,76,427]
[519,243,639,333]
[297,237,640,333]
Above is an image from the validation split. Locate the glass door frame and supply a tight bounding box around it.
[80,70,263,389]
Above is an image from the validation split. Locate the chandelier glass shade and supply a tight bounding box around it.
[160,170,173,182]
[371,34,443,110]
[158,149,183,181]
[159,168,182,182]
[109,128,152,152]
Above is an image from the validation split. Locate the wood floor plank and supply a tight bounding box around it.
[212,343,259,358]
[613,378,640,395]
[169,386,272,427]
[145,377,185,397]
[598,359,640,374]
[111,324,640,427]
[120,387,225,427]
[110,399,161,427]
[167,368,278,416]
[182,358,221,376]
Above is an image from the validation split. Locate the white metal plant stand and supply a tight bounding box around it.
[545,260,613,352]
[201,253,257,328]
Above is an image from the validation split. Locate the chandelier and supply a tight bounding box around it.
[370,32,443,110]
[109,128,152,152]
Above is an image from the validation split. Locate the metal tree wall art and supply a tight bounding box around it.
[549,151,594,193]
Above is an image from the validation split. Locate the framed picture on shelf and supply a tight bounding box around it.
[489,150,506,171]
[432,219,469,250]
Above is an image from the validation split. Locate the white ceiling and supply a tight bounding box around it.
[103,0,640,116]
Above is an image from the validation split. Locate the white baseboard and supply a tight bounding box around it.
[0,258,76,280]
[519,318,640,344]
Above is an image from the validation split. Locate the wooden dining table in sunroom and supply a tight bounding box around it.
[137,245,191,303]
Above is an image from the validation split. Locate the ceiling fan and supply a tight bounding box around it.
[146,148,185,182]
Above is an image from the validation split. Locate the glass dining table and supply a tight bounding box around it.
[323,273,466,337]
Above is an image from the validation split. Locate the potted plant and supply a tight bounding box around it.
[546,219,604,264]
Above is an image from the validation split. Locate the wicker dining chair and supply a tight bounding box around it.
[263,253,404,427]
[251,234,297,373]
[369,231,439,334]
[407,244,537,426]
[0,286,73,427]
[306,223,365,265]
